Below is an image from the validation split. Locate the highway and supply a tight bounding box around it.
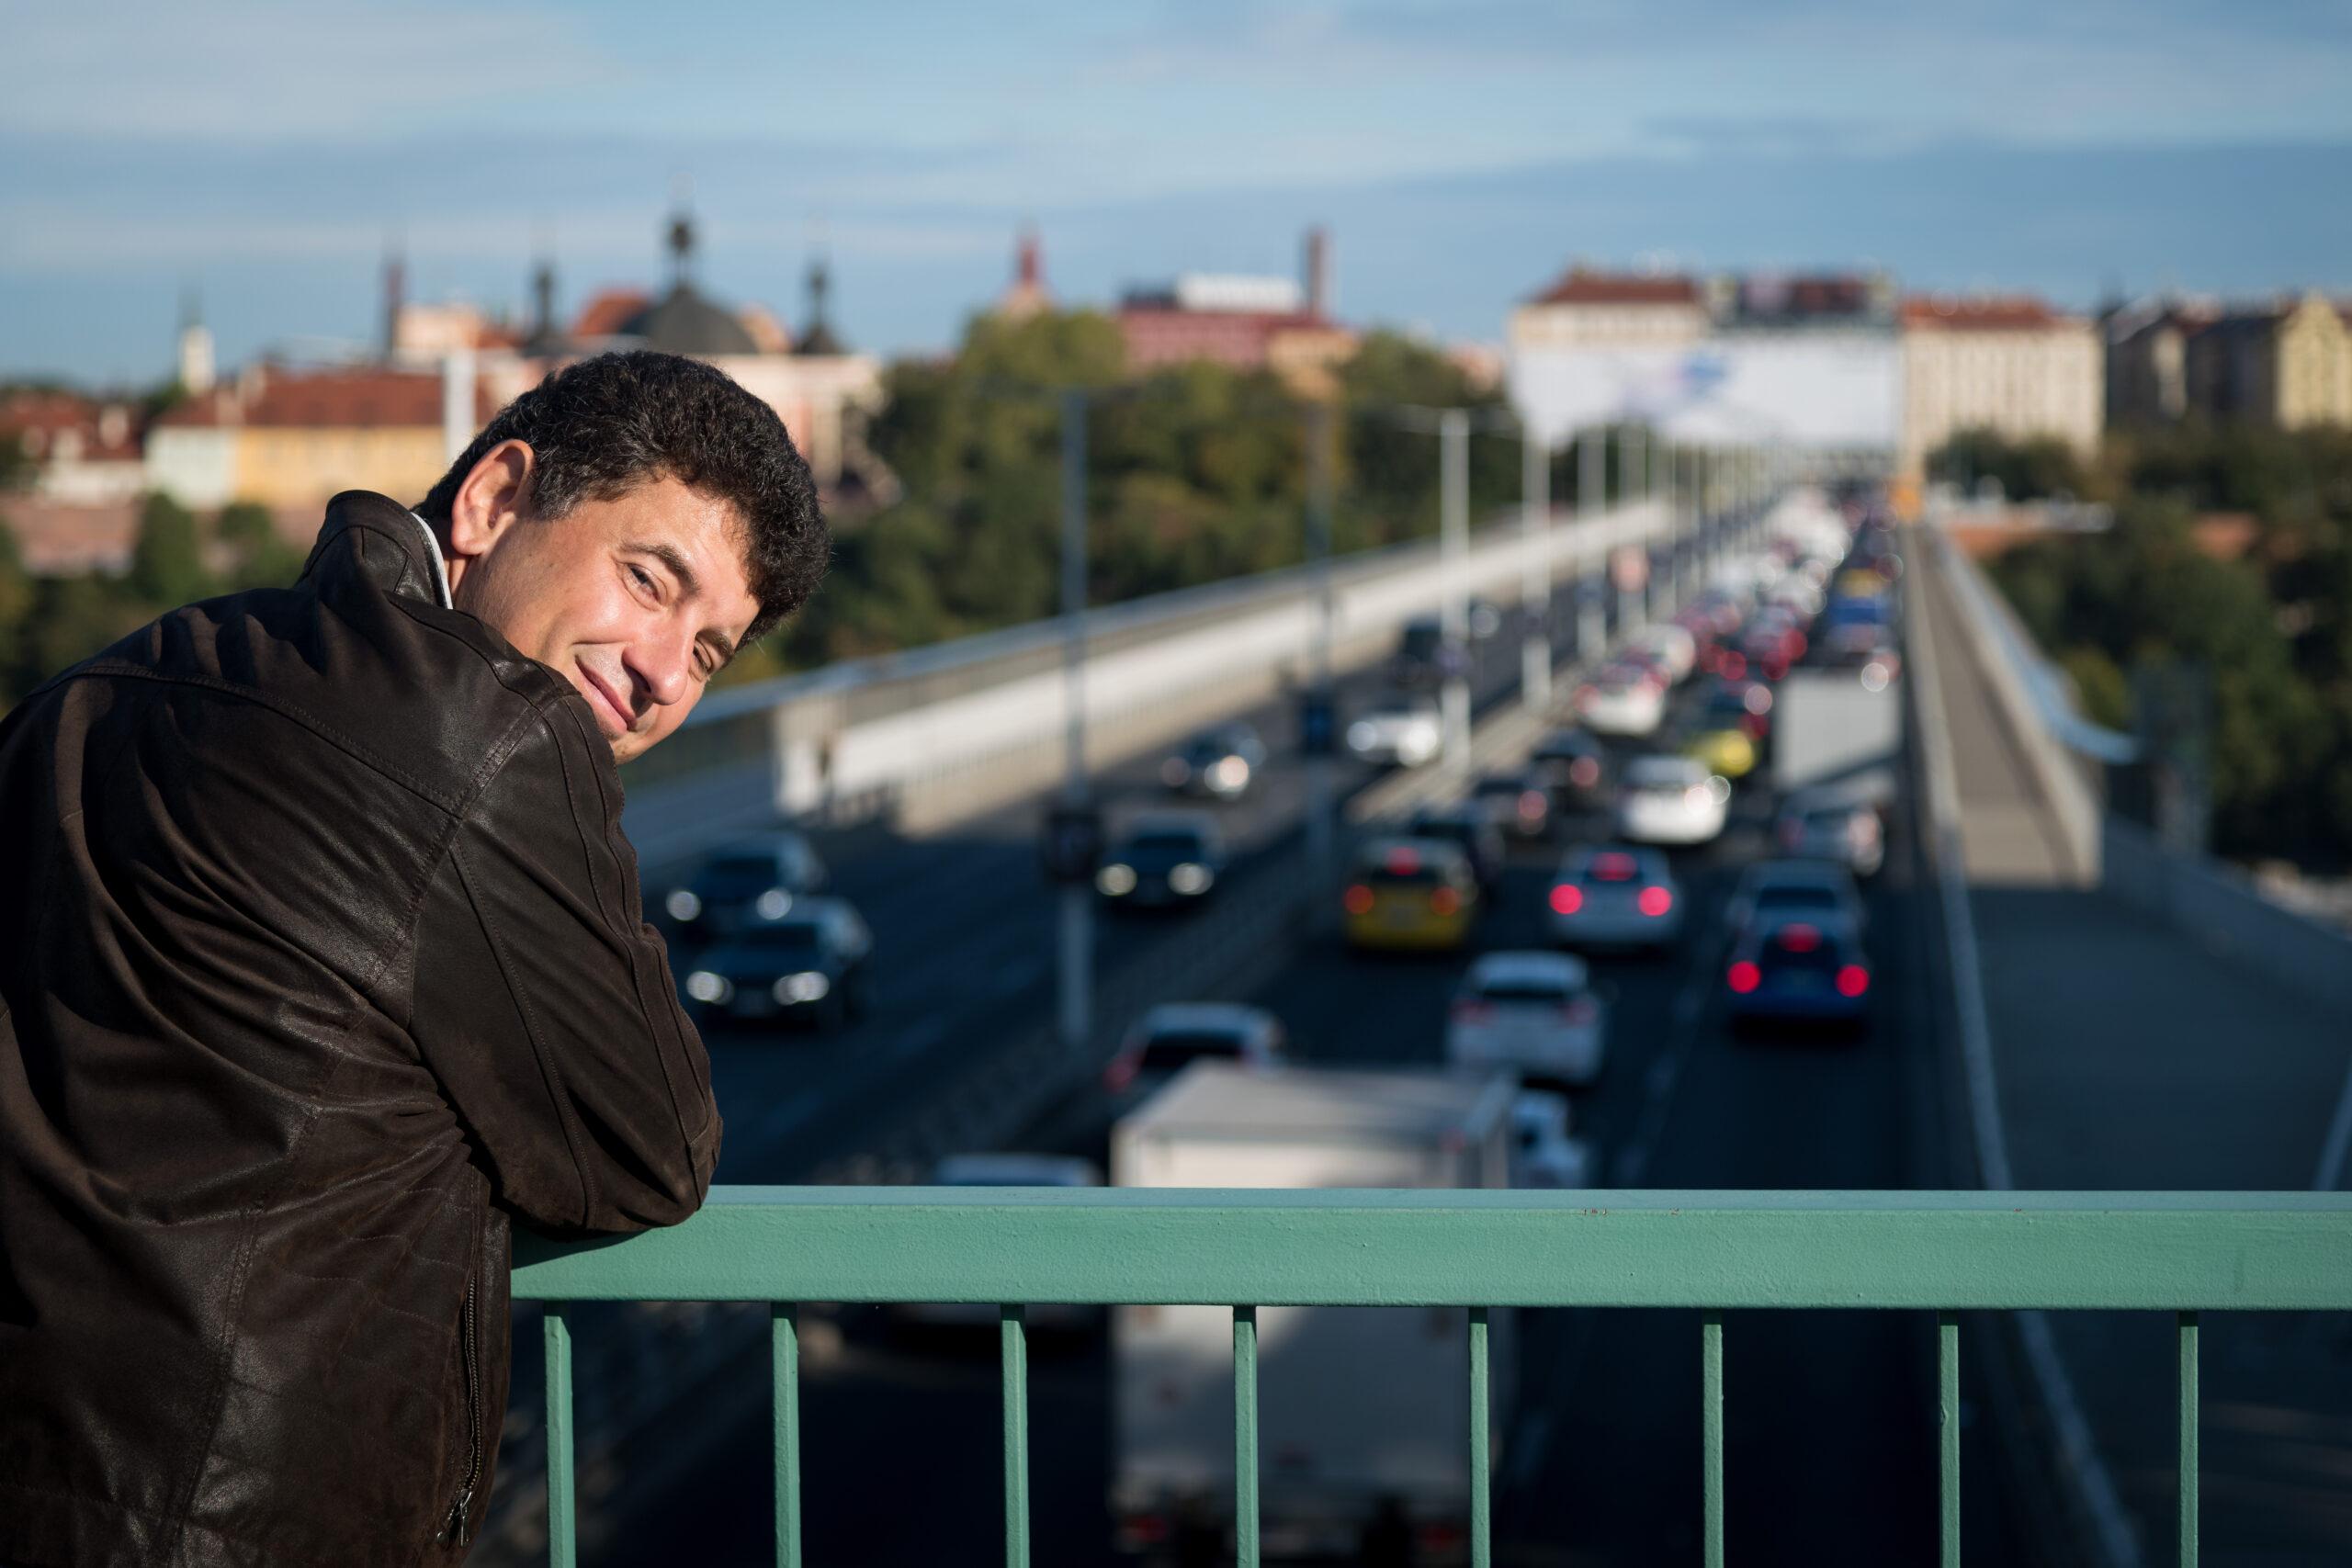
[470,535,2042,1566]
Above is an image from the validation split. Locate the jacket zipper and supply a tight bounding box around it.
[444,1274,482,1548]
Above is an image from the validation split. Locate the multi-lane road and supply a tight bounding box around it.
[487,553,2032,1566]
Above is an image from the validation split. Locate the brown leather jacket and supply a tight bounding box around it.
[0,491,720,1567]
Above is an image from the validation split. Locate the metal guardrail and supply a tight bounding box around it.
[514,1188,2352,1568]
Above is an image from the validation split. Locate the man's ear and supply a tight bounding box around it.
[444,440,537,569]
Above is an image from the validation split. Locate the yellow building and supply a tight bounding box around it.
[146,367,483,511]
[1897,295,2102,479]
[2184,292,2352,429]
[1507,266,1709,355]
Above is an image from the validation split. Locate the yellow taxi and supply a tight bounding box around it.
[1684,725,1758,781]
[1836,568,1891,602]
[1342,838,1481,951]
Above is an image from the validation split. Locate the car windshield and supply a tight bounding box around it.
[695,853,784,897]
[1479,979,1571,1003]
[1473,778,1524,799]
[1397,623,1444,660]
[1121,831,1206,868]
[1137,1032,1245,1072]
[1627,760,1702,789]
[1757,886,1839,911]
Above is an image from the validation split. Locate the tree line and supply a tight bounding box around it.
[1955,423,2352,867]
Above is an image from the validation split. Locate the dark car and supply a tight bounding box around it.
[1405,802,1507,889]
[1724,915,1871,1034]
[660,831,831,947]
[1160,723,1268,800]
[1096,815,1228,908]
[1470,769,1554,840]
[1530,728,1611,810]
[682,897,874,1032]
[1390,616,1464,689]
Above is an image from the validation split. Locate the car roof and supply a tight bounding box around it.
[1625,755,1706,784]
[1745,860,1856,889]
[1137,1001,1276,1037]
[1358,835,1471,872]
[1565,844,1668,875]
[1469,950,1589,988]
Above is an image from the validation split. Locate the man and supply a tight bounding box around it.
[0,351,826,1566]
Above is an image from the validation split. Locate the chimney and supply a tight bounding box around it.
[382,249,406,359]
[1017,223,1041,288]
[1303,225,1331,320]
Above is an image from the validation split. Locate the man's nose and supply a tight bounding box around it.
[625,632,695,712]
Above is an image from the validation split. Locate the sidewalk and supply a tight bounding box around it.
[1917,538,2352,1565]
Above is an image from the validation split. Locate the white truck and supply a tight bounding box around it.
[1110,1064,1517,1562]
[1770,667,1901,813]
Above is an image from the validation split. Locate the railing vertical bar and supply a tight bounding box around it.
[1235,1304,1261,1568]
[1468,1306,1492,1568]
[1702,1310,1724,1568]
[1938,1311,1960,1568]
[544,1304,577,1568]
[1002,1305,1031,1568]
[2179,1311,2199,1568]
[773,1303,802,1568]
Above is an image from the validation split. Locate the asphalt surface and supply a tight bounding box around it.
[508,571,2031,1568]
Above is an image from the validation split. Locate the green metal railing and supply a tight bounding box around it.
[512,1186,2352,1567]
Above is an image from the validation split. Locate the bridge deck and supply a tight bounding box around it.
[1917,537,2352,1563]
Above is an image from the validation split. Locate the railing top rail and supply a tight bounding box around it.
[512,1187,2352,1312]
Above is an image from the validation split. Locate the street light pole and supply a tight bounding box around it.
[1617,424,1644,636]
[1057,389,1091,1059]
[1304,400,1337,901]
[1439,408,1472,772]
[1577,424,1605,660]
[1520,425,1551,711]
[1652,433,1677,622]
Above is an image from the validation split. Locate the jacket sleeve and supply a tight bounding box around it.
[409,699,720,1235]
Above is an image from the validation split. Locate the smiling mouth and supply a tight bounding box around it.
[576,664,633,739]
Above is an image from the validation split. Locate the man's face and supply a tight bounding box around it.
[452,470,762,764]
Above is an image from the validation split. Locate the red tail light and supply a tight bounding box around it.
[1563,996,1598,1025]
[1519,790,1546,818]
[1593,853,1636,881]
[1103,1055,1138,1092]
[1637,886,1673,918]
[1417,1523,1465,1555]
[1727,961,1761,994]
[1569,757,1600,787]
[1778,923,1822,953]
[1549,885,1583,915]
[1452,999,1493,1023]
[1837,964,1871,998]
[1384,847,1421,875]
[1342,884,1374,915]
[1430,886,1462,917]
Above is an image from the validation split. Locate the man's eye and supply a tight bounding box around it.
[628,565,657,594]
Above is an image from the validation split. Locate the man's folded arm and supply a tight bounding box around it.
[411,704,721,1235]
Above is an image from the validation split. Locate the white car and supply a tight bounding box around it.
[1576,675,1666,738]
[1615,755,1731,845]
[1103,1002,1287,1105]
[1725,860,1867,939]
[899,1155,1105,1330]
[1346,697,1443,766]
[1510,1090,1596,1189]
[1445,951,1607,1089]
[1631,624,1698,684]
[1547,845,1684,949]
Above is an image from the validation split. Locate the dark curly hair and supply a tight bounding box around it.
[416,351,826,643]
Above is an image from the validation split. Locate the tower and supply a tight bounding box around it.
[997,223,1052,320]
[381,246,405,359]
[176,287,215,394]
[1303,225,1331,320]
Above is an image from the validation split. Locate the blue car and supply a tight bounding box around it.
[1724,914,1871,1033]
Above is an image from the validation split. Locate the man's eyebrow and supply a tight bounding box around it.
[627,540,740,666]
[625,540,702,600]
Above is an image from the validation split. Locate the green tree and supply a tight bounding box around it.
[126,491,216,606]
[0,432,32,493]
[216,500,306,591]
[1928,428,2086,500]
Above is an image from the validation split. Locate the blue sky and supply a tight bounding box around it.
[5,0,2350,385]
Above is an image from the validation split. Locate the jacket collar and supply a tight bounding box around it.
[305,491,455,611]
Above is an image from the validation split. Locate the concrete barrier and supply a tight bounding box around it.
[624,499,1668,861]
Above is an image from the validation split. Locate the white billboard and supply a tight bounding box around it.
[1510,332,1899,451]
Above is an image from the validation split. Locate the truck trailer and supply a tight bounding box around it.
[1110,1063,1517,1562]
